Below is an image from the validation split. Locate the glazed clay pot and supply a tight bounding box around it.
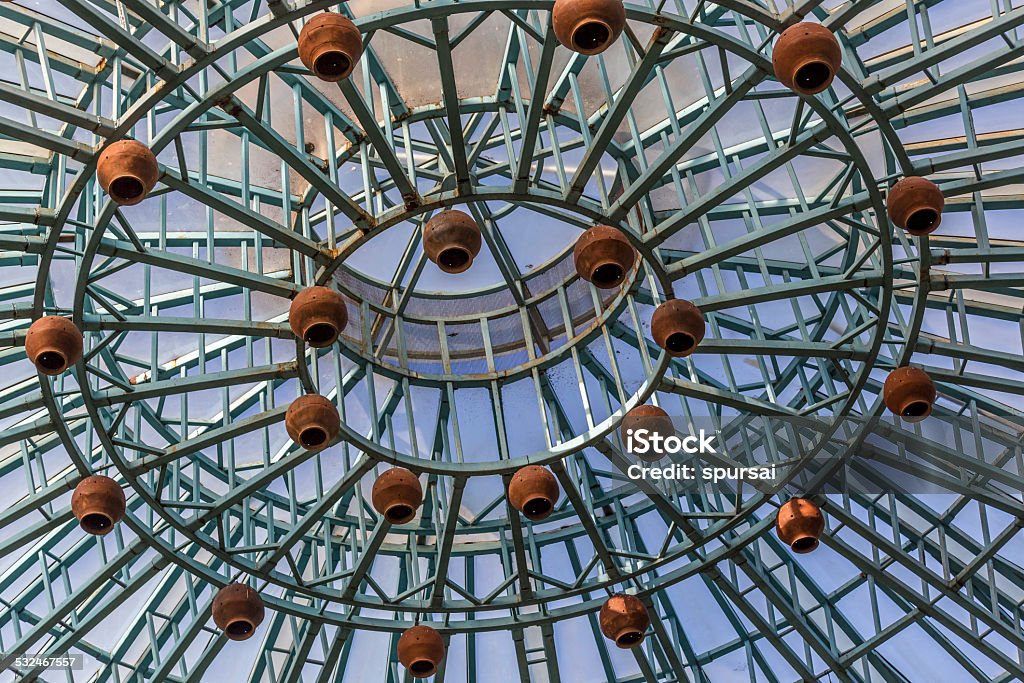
[772,22,842,95]
[25,316,83,375]
[212,584,265,641]
[96,140,159,206]
[285,394,341,450]
[599,593,650,648]
[423,210,482,274]
[887,176,945,236]
[288,286,348,348]
[507,465,560,521]
[573,225,635,289]
[371,467,423,524]
[620,405,674,462]
[552,0,626,55]
[776,497,825,553]
[71,475,126,535]
[651,299,705,357]
[397,624,445,678]
[883,366,936,422]
[298,12,363,81]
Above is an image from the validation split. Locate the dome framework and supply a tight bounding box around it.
[0,0,1023,681]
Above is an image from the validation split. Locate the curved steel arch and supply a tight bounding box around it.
[0,1,1023,682]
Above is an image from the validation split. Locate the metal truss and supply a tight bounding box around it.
[1,0,1024,681]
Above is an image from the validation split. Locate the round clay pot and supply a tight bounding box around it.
[599,593,650,648]
[651,299,705,357]
[212,584,265,641]
[775,497,825,553]
[772,22,842,95]
[507,465,560,521]
[887,176,945,236]
[371,467,423,524]
[423,210,482,274]
[620,405,674,462]
[71,475,126,535]
[552,0,626,55]
[288,286,348,348]
[298,12,363,82]
[96,140,159,206]
[573,225,635,289]
[25,316,83,375]
[285,393,341,450]
[883,366,936,422]
[397,624,445,678]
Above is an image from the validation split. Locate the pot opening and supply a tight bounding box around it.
[37,351,67,372]
[572,21,611,53]
[902,400,930,420]
[386,504,415,524]
[110,176,145,203]
[438,247,471,272]
[616,630,644,648]
[81,512,113,534]
[907,208,939,234]
[591,263,624,288]
[300,427,328,449]
[666,332,695,354]
[314,50,351,79]
[791,536,819,553]
[226,619,254,639]
[523,497,552,519]
[795,61,832,92]
[409,660,436,677]
[304,322,338,347]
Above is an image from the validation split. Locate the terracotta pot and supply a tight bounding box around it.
[772,22,841,95]
[371,467,423,524]
[775,497,825,553]
[285,394,341,450]
[298,12,363,81]
[887,176,945,236]
[289,286,348,348]
[883,366,936,422]
[507,465,560,521]
[599,593,650,648]
[25,316,83,375]
[397,624,445,678]
[71,475,126,535]
[651,299,705,357]
[573,225,635,289]
[620,405,674,462]
[423,210,482,274]
[96,140,159,206]
[212,584,265,641]
[552,0,626,55]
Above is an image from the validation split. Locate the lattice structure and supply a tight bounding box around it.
[1,0,1023,681]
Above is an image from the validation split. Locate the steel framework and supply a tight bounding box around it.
[1,0,1024,681]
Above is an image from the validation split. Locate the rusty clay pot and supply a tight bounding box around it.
[25,316,83,375]
[883,366,936,422]
[397,624,445,678]
[371,467,423,524]
[423,209,482,274]
[552,0,626,55]
[298,12,363,81]
[651,299,705,357]
[507,465,560,521]
[212,584,265,641]
[887,176,945,236]
[573,225,635,289]
[71,475,126,536]
[96,140,159,206]
[776,497,825,553]
[620,405,674,462]
[289,286,348,348]
[599,593,650,648]
[285,393,341,450]
[772,22,842,95]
